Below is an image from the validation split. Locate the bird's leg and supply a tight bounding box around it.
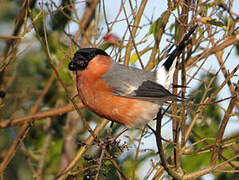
[105,121,114,144]
[107,121,114,136]
[105,127,128,146]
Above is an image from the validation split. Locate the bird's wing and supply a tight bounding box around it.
[101,63,178,103]
[132,80,179,101]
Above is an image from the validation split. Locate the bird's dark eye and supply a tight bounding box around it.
[0,91,5,98]
[89,52,95,58]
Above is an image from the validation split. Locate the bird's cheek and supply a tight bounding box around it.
[87,62,109,77]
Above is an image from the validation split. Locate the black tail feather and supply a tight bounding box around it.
[163,24,198,71]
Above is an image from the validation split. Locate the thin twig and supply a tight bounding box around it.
[123,0,148,66]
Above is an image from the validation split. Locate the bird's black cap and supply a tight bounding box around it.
[69,48,109,71]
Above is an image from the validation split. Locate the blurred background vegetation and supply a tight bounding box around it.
[0,0,238,179]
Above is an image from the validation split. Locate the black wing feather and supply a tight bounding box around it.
[135,81,172,98]
[133,80,179,101]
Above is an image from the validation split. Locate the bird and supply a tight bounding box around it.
[68,25,197,127]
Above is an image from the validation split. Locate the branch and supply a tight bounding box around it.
[0,103,83,128]
[155,110,183,180]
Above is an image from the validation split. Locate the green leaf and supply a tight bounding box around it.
[182,153,211,173]
[165,143,174,159]
[130,47,153,64]
[99,43,112,51]
[197,17,226,30]
[148,11,167,39]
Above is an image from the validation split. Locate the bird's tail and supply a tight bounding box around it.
[163,24,198,71]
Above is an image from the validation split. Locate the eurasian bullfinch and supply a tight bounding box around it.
[69,25,197,127]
